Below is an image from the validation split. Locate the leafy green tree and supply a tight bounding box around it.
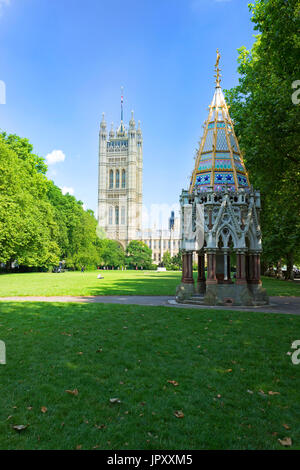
[162,250,172,269]
[97,239,125,267]
[0,139,60,268]
[126,240,153,269]
[171,250,183,270]
[225,0,300,279]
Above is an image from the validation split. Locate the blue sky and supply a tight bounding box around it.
[0,0,255,224]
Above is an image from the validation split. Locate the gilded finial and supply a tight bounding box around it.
[214,49,221,88]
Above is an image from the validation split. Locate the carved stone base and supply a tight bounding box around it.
[248,283,269,304]
[203,283,269,306]
[176,283,195,302]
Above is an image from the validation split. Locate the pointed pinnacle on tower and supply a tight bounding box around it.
[214,49,222,88]
[100,112,106,130]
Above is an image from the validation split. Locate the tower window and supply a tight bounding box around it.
[122,169,126,188]
[109,206,113,225]
[115,206,119,225]
[109,170,114,189]
[121,206,125,225]
[116,169,120,188]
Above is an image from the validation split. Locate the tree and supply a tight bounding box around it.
[162,250,172,269]
[225,0,300,279]
[0,138,60,268]
[0,132,102,271]
[97,239,125,267]
[126,240,153,269]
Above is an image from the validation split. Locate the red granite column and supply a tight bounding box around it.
[196,251,206,294]
[181,251,194,285]
[247,253,262,285]
[206,251,217,285]
[236,252,247,285]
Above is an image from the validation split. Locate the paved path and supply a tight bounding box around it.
[0,295,300,315]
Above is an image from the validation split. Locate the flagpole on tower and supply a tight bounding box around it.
[121,86,124,122]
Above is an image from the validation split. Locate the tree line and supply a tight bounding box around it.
[225,0,300,279]
[0,132,153,271]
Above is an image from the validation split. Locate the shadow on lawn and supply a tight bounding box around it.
[87,273,183,296]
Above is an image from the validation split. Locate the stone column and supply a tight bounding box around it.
[227,254,232,282]
[206,250,217,285]
[236,251,247,285]
[196,251,206,294]
[181,251,194,285]
[224,251,228,281]
[247,252,262,285]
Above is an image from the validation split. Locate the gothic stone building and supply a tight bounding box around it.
[98,99,180,263]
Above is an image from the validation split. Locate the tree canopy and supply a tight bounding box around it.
[225,0,300,278]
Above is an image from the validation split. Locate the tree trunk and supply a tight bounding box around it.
[286,253,294,281]
[276,258,284,280]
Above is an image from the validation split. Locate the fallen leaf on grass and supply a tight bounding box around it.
[278,437,292,447]
[95,424,106,429]
[268,391,280,395]
[174,410,184,418]
[167,380,179,387]
[41,406,47,413]
[13,425,28,433]
[65,389,79,396]
[109,398,121,404]
[283,424,290,430]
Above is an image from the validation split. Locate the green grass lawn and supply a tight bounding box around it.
[0,270,299,297]
[0,301,300,450]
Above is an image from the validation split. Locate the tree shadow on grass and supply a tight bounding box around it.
[87,273,183,296]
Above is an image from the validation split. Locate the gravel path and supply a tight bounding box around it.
[0,295,299,315]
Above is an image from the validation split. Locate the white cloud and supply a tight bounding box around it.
[0,0,10,16]
[61,186,74,196]
[46,149,66,165]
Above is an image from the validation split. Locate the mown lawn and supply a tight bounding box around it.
[0,270,299,297]
[0,301,299,450]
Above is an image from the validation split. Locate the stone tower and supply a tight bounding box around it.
[97,91,143,248]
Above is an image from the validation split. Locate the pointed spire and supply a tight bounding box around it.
[109,122,115,138]
[100,112,106,130]
[214,49,222,88]
[189,56,250,194]
[137,120,142,135]
[129,110,135,129]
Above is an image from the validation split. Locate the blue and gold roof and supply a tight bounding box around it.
[190,51,250,193]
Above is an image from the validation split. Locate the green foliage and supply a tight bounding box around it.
[0,138,60,267]
[162,250,172,268]
[126,240,153,269]
[0,132,102,270]
[162,249,182,271]
[96,238,125,268]
[225,0,300,277]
